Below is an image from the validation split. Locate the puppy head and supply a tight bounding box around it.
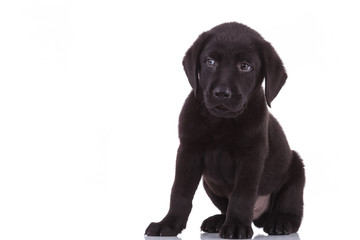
[183,22,287,118]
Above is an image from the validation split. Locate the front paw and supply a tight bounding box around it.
[145,221,184,236]
[263,214,301,235]
[201,214,226,233]
[220,220,253,239]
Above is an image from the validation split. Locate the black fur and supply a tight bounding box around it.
[145,22,305,239]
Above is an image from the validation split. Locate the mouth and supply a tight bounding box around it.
[204,94,246,118]
[215,105,228,111]
[208,104,239,118]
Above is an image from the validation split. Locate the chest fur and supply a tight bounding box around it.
[203,144,237,197]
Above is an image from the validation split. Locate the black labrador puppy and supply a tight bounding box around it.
[145,22,305,239]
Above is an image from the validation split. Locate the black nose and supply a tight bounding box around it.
[213,87,232,99]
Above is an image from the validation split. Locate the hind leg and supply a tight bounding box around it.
[201,181,228,233]
[262,152,305,235]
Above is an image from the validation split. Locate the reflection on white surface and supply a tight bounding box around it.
[200,233,300,240]
[144,233,300,240]
[253,233,300,240]
[145,236,181,240]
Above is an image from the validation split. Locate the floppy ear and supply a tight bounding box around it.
[182,32,212,97]
[262,41,287,107]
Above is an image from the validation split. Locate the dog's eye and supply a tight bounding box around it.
[238,62,253,72]
[206,58,216,67]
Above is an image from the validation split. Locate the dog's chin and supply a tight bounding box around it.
[207,104,244,118]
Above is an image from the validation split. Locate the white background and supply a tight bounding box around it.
[1,0,360,240]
